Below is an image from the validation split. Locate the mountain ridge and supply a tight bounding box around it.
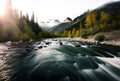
[62,1,120,37]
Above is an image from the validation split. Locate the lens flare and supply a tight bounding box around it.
[0,0,5,16]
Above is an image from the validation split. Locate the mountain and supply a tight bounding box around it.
[39,22,51,31]
[64,17,72,22]
[49,22,71,33]
[49,17,72,33]
[39,20,61,31]
[64,1,120,37]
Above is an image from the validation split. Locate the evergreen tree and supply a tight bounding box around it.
[0,0,60,41]
[31,12,35,22]
[26,13,29,22]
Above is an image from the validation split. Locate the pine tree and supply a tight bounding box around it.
[22,19,35,39]
[31,12,35,23]
[26,13,29,21]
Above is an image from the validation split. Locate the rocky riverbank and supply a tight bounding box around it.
[67,37,120,46]
[0,38,120,81]
[0,44,11,81]
[64,30,120,46]
[0,41,35,81]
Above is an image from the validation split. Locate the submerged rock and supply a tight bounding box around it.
[60,42,62,45]
[38,46,43,49]
[5,41,12,46]
[75,44,81,47]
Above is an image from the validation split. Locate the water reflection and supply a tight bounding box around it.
[8,39,120,81]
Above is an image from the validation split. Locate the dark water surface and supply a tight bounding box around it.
[1,39,120,81]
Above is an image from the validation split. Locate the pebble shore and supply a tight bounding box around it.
[65,37,120,46]
[0,44,12,81]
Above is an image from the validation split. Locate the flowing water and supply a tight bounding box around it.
[0,39,120,81]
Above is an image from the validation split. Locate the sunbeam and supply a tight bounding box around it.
[0,0,5,17]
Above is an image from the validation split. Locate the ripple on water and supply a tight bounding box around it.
[9,39,120,81]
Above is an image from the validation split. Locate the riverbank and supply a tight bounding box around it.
[0,44,11,81]
[2,38,120,81]
[0,38,120,81]
[63,30,120,46]
[66,37,120,46]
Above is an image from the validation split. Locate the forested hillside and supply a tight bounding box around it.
[62,1,120,38]
[0,0,60,42]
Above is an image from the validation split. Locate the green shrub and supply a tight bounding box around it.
[94,33,105,41]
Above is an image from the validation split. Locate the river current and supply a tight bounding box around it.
[0,39,120,81]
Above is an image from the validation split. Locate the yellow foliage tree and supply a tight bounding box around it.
[85,10,97,28]
[100,11,111,29]
[75,30,79,37]
[72,28,76,37]
[100,11,111,22]
[68,30,72,38]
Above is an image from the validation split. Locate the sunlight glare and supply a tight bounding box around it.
[0,0,5,16]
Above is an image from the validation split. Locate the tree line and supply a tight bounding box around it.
[0,0,60,42]
[63,10,120,38]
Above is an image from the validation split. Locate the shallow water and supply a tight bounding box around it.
[1,39,120,81]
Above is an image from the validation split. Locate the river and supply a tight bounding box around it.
[0,38,120,81]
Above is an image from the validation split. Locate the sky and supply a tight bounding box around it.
[10,0,119,22]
